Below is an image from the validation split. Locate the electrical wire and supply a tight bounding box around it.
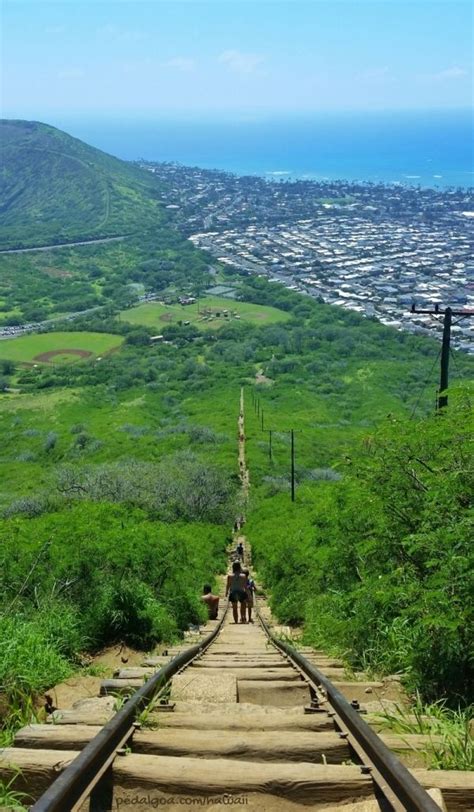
[449,347,460,381]
[410,348,441,420]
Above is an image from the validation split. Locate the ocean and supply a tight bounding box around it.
[53,109,473,189]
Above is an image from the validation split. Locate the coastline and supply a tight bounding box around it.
[43,109,474,192]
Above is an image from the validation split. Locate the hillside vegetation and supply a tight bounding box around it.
[246,389,473,703]
[0,122,472,749]
[0,120,163,249]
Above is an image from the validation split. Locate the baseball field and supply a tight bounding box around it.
[0,331,123,364]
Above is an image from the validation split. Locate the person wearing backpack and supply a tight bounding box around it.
[243,568,256,623]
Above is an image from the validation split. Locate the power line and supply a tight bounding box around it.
[409,348,441,420]
[410,305,474,410]
[261,423,300,501]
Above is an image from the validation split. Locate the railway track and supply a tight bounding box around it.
[1,392,472,811]
[1,593,473,811]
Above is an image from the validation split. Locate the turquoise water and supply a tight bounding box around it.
[53,109,473,189]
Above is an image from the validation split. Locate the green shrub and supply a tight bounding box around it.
[88,578,178,649]
[0,612,73,698]
[249,391,474,704]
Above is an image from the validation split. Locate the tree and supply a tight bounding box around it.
[0,360,15,375]
[125,328,151,346]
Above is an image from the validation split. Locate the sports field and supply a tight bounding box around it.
[0,331,123,364]
[121,296,291,331]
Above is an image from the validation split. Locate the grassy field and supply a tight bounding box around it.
[0,331,123,364]
[120,296,291,331]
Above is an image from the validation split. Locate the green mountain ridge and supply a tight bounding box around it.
[0,119,210,324]
[0,119,163,249]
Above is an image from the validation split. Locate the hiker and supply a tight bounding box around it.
[243,568,256,623]
[225,561,247,623]
[201,585,220,620]
[235,540,244,561]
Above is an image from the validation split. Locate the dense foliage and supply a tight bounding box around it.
[0,502,229,705]
[0,230,212,325]
[249,390,473,704]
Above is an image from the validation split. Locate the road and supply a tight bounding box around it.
[0,235,127,255]
[0,294,160,341]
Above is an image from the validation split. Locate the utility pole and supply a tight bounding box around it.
[439,308,451,410]
[290,429,295,502]
[266,427,299,499]
[410,304,473,410]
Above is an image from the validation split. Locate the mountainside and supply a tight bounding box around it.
[0,120,163,248]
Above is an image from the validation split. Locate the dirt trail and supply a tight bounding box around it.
[238,385,250,500]
[235,386,251,568]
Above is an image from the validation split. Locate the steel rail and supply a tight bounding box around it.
[31,607,228,812]
[257,609,441,812]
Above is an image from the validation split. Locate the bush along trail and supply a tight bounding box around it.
[246,385,473,707]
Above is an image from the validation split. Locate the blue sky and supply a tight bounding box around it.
[1,1,472,119]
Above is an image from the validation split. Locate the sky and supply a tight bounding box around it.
[1,1,473,120]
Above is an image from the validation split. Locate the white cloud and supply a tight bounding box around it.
[357,67,391,82]
[121,58,152,75]
[96,24,147,43]
[58,68,85,80]
[218,50,265,76]
[162,57,196,73]
[429,66,469,81]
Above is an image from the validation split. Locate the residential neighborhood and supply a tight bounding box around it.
[143,162,474,352]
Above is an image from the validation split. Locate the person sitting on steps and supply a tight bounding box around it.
[201,584,220,620]
[225,560,247,623]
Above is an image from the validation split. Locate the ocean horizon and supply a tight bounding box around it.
[48,109,473,189]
